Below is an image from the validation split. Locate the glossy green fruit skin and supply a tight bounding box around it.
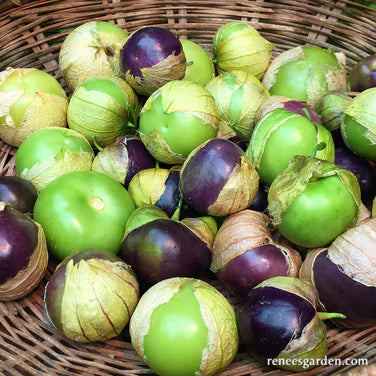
[33,171,135,260]
[277,175,357,248]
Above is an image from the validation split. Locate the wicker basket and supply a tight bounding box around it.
[1,1,376,375]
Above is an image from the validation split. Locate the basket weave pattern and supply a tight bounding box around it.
[1,1,376,375]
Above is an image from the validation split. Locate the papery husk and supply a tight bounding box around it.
[359,202,371,223]
[59,21,128,90]
[67,82,133,148]
[194,279,238,375]
[128,168,171,208]
[19,148,93,192]
[180,216,218,250]
[125,51,186,96]
[342,87,376,145]
[211,209,273,272]
[326,218,376,287]
[254,276,320,309]
[207,155,259,216]
[92,142,128,184]
[268,155,361,226]
[58,257,139,343]
[278,244,303,278]
[129,277,187,358]
[0,68,68,147]
[205,71,269,140]
[124,204,168,237]
[276,315,327,372]
[255,95,292,124]
[0,221,48,301]
[214,23,274,79]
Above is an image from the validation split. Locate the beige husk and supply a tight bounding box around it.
[0,222,48,301]
[278,244,302,277]
[211,210,273,271]
[207,155,259,216]
[180,217,217,250]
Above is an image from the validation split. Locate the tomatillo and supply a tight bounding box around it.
[33,171,135,260]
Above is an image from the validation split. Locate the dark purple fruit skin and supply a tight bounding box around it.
[0,176,37,214]
[313,250,376,328]
[120,27,183,78]
[237,286,316,359]
[0,205,38,285]
[45,249,134,333]
[249,184,268,212]
[349,55,376,92]
[217,245,289,300]
[122,136,155,188]
[335,147,376,207]
[284,101,322,125]
[227,135,249,151]
[155,169,181,217]
[332,127,346,148]
[120,218,211,286]
[180,139,243,214]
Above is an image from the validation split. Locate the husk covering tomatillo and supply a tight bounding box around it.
[205,71,270,140]
[59,21,128,90]
[67,77,139,148]
[130,278,238,376]
[0,67,68,147]
[44,249,139,343]
[262,46,347,107]
[213,22,274,79]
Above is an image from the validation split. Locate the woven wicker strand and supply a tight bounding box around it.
[1,1,376,375]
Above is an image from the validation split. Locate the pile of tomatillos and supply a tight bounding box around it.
[1,20,376,375]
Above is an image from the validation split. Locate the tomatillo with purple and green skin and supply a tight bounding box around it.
[341,87,376,161]
[139,80,219,164]
[262,45,347,107]
[300,218,376,329]
[237,276,346,372]
[120,205,216,287]
[180,138,259,217]
[247,108,335,186]
[120,26,186,96]
[349,54,376,92]
[44,248,139,343]
[33,171,135,260]
[267,156,361,248]
[130,277,238,376]
[15,127,94,192]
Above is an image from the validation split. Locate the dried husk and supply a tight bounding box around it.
[205,71,269,140]
[125,51,186,96]
[0,219,48,301]
[213,23,274,79]
[52,256,139,343]
[315,91,353,131]
[180,216,218,250]
[278,244,303,278]
[127,168,172,208]
[0,68,68,147]
[268,155,361,226]
[207,155,259,216]
[255,95,294,124]
[342,88,376,146]
[211,210,273,272]
[67,78,138,148]
[59,21,128,90]
[262,46,347,107]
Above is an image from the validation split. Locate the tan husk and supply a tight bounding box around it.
[180,216,218,250]
[207,155,259,216]
[125,51,186,96]
[211,210,273,272]
[0,222,48,301]
[254,95,292,124]
[278,244,303,278]
[326,218,376,287]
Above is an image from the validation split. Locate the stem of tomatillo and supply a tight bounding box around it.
[186,61,194,66]
[171,196,184,222]
[310,142,327,158]
[155,160,160,169]
[302,107,312,122]
[92,136,103,151]
[317,312,346,321]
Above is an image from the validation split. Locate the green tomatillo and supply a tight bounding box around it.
[15,127,94,191]
[267,156,361,248]
[67,76,139,148]
[130,277,238,376]
[139,80,219,164]
[0,67,68,147]
[33,171,135,260]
